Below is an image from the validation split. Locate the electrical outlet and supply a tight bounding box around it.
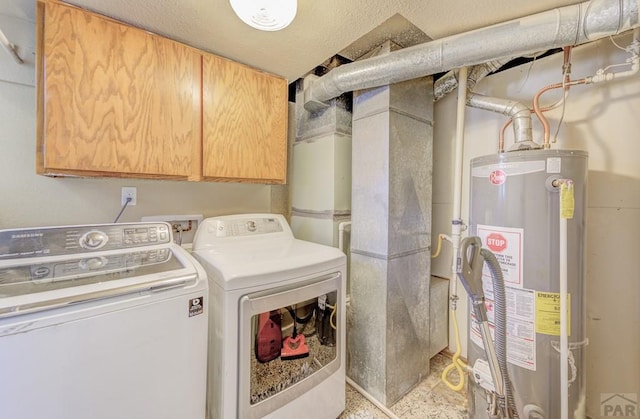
[121,187,137,206]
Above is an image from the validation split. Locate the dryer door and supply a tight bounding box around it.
[238,272,343,419]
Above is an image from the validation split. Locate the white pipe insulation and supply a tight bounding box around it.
[303,0,640,111]
[450,66,469,308]
[560,208,569,419]
[554,178,575,419]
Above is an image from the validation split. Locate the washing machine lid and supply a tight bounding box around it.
[193,236,345,291]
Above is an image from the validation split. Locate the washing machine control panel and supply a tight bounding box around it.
[79,230,109,250]
[0,223,172,260]
[213,217,284,238]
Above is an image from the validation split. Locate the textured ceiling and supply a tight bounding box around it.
[1,0,584,82]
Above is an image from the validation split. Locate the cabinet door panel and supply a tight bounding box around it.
[40,2,201,178]
[202,54,287,183]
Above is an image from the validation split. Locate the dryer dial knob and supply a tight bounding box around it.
[246,221,257,232]
[80,230,109,250]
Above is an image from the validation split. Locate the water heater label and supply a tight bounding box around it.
[471,287,537,371]
[486,233,507,252]
[469,286,536,371]
[535,292,571,336]
[477,225,523,288]
[471,225,537,370]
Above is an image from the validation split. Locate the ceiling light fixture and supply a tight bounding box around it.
[229,0,297,31]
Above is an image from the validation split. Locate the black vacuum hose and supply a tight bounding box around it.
[481,248,519,419]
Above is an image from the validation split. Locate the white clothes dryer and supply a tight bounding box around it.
[192,214,346,419]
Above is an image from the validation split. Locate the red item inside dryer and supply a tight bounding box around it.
[255,310,282,363]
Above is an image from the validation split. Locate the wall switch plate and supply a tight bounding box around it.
[121,187,137,206]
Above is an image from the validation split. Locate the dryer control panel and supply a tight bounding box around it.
[210,216,285,238]
[193,214,296,251]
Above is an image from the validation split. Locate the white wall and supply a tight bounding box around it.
[0,15,271,230]
[432,32,640,416]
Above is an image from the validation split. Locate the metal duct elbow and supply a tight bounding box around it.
[467,93,537,148]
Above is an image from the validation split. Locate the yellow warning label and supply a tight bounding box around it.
[560,182,575,219]
[535,291,571,336]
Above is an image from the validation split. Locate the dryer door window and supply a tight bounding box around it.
[238,272,343,418]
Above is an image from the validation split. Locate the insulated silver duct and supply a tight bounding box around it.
[303,0,640,111]
[434,58,513,101]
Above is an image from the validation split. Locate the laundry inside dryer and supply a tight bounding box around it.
[250,292,339,404]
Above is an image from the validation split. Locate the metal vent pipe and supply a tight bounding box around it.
[303,0,640,111]
[466,93,535,147]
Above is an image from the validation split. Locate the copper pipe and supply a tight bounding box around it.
[534,78,587,148]
[498,97,573,152]
[499,46,577,152]
[563,46,573,85]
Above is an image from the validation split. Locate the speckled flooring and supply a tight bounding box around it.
[339,353,468,419]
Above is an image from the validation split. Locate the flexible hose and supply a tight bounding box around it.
[431,234,466,391]
[431,233,445,258]
[291,305,315,323]
[326,303,337,330]
[441,309,468,391]
[481,248,519,418]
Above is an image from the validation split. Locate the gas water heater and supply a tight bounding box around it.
[467,149,588,418]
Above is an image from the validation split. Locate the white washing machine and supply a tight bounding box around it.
[192,214,346,419]
[0,222,208,419]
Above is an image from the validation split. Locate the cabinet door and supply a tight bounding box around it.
[202,54,287,184]
[37,1,201,179]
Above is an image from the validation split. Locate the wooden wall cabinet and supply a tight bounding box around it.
[37,0,201,180]
[202,54,288,183]
[36,0,288,184]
